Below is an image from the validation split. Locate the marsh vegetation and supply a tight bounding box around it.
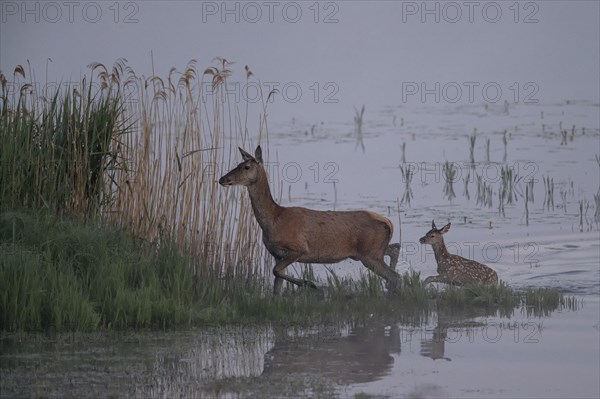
[0,61,590,334]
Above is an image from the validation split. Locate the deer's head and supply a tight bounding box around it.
[419,220,450,245]
[219,145,264,187]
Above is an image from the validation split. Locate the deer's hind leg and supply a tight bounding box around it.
[385,243,401,270]
[360,256,402,292]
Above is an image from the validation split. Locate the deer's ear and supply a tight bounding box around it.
[440,223,451,234]
[254,145,263,164]
[431,220,437,230]
[239,148,254,162]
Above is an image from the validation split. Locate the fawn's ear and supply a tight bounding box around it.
[440,223,451,234]
[239,148,254,162]
[254,145,263,164]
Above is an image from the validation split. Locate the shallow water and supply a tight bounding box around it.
[269,101,600,295]
[2,101,599,398]
[1,300,598,398]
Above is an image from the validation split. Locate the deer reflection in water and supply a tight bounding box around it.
[419,311,488,362]
[263,322,401,384]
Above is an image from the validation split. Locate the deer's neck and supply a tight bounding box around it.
[246,168,281,232]
[431,240,450,264]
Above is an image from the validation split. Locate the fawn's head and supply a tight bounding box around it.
[219,145,264,187]
[419,220,451,245]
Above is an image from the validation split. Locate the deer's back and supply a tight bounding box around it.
[440,254,498,285]
[262,207,393,263]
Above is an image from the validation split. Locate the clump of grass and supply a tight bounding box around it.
[526,179,535,203]
[323,268,429,307]
[443,161,457,201]
[560,188,568,213]
[523,288,579,317]
[498,165,521,218]
[0,65,129,215]
[543,175,555,211]
[502,129,509,163]
[500,165,520,205]
[594,192,600,224]
[354,105,365,152]
[435,281,518,315]
[463,171,471,200]
[468,129,477,164]
[397,269,430,304]
[399,164,414,206]
[476,174,493,208]
[428,282,572,318]
[525,184,530,226]
[400,142,407,163]
[0,210,200,331]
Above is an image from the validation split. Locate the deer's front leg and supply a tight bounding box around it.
[272,254,317,296]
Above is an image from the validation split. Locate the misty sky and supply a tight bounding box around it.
[1,1,599,123]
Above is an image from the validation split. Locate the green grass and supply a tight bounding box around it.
[0,210,418,331]
[0,210,197,331]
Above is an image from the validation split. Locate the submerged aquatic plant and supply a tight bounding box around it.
[523,288,580,317]
[399,164,414,206]
[502,130,509,163]
[594,192,600,225]
[500,165,521,205]
[468,129,477,164]
[463,171,471,201]
[354,105,365,153]
[525,184,530,226]
[443,161,457,201]
[543,176,555,211]
[401,142,407,164]
[476,174,493,208]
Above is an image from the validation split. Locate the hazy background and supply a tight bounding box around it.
[1,1,599,124]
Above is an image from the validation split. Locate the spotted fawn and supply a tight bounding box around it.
[419,220,498,285]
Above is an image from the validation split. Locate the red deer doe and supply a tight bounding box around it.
[419,220,498,285]
[219,146,401,295]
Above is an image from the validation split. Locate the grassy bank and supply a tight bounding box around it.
[0,211,576,332]
[0,210,410,331]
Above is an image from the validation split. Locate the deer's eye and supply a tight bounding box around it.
[244,165,250,170]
